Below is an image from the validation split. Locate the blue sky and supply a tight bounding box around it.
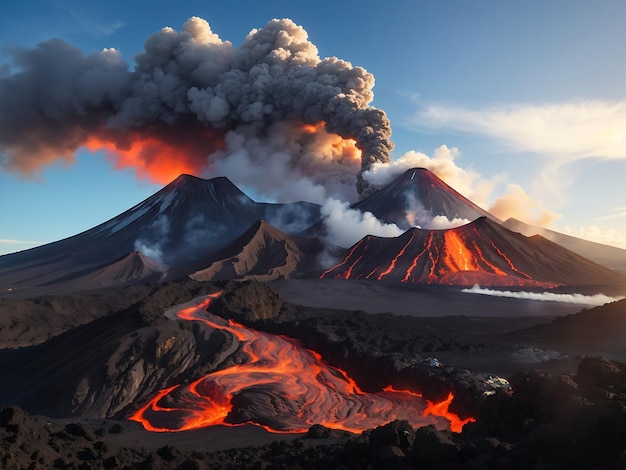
[2,0,626,254]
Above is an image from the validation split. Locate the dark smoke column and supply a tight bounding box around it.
[0,17,392,197]
[185,18,394,197]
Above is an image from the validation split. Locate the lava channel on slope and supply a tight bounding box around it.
[129,293,474,434]
[321,222,558,288]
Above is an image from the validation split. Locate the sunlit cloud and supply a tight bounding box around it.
[562,225,626,250]
[408,99,626,232]
[490,184,561,227]
[411,100,626,160]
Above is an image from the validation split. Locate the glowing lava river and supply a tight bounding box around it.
[129,292,474,434]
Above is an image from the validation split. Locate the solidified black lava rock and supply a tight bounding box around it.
[211,280,284,322]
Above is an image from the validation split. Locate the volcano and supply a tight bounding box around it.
[0,175,320,296]
[320,217,625,287]
[189,220,325,282]
[353,168,495,229]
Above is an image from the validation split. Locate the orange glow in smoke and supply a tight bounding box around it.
[301,122,326,134]
[299,121,362,163]
[129,293,473,434]
[84,127,225,184]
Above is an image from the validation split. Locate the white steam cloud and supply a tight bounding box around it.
[429,215,471,230]
[320,198,403,247]
[462,285,624,306]
[133,214,170,264]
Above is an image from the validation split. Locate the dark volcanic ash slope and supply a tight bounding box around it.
[512,297,626,355]
[320,217,626,287]
[353,168,496,229]
[0,175,320,296]
[190,220,324,282]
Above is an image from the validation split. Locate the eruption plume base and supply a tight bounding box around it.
[84,125,226,184]
[129,293,473,434]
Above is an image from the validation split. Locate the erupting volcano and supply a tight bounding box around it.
[130,293,474,433]
[321,217,624,286]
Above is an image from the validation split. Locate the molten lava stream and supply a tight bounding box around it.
[129,293,474,434]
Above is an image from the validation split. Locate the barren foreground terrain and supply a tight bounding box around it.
[1,279,625,468]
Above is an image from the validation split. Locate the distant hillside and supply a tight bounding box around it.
[503,218,626,272]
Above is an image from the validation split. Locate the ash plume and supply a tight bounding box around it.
[0,17,392,197]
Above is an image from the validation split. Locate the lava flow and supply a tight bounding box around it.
[129,293,474,434]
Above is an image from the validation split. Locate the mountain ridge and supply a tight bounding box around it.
[320,217,625,287]
[190,220,324,282]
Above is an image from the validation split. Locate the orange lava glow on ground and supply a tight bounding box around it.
[129,293,474,434]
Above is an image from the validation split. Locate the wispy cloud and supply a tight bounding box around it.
[60,5,125,37]
[411,100,626,161]
[597,207,626,222]
[462,285,624,306]
[0,239,42,244]
[562,225,626,250]
[408,99,626,230]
